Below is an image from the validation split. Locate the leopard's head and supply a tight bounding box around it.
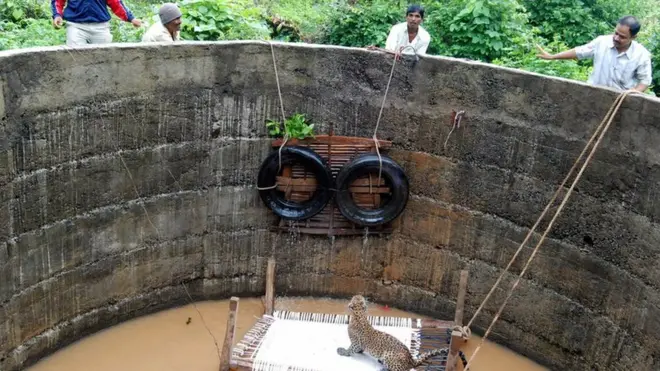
[348,295,368,316]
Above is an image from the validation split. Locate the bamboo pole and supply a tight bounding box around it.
[219,297,239,371]
[447,270,469,371]
[454,270,469,325]
[265,258,276,315]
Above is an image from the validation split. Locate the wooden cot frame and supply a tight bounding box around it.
[220,258,470,371]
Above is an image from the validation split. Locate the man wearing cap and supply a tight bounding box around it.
[142,3,183,42]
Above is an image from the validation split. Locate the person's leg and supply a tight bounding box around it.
[88,22,113,44]
[65,22,90,46]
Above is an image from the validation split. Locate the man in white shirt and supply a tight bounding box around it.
[536,15,653,92]
[367,5,431,59]
[142,2,182,43]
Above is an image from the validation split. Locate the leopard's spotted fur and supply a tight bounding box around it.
[337,295,448,371]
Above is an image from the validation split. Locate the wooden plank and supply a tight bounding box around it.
[276,176,318,186]
[446,331,463,371]
[446,270,469,371]
[455,270,469,325]
[275,177,386,187]
[286,192,313,202]
[420,319,456,328]
[220,297,239,371]
[265,258,276,316]
[276,184,389,194]
[270,226,393,236]
[271,135,392,148]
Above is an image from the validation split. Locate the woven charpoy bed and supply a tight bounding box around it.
[231,310,456,371]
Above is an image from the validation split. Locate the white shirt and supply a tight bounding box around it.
[385,22,431,55]
[141,22,180,43]
[575,34,653,90]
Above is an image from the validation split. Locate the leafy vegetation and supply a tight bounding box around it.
[178,0,270,41]
[266,113,316,140]
[492,31,592,81]
[431,0,529,61]
[324,0,404,48]
[0,0,658,93]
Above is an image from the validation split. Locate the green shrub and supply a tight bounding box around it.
[521,0,603,47]
[521,0,652,47]
[178,0,270,41]
[266,113,315,140]
[0,18,65,50]
[492,29,592,81]
[110,1,154,43]
[425,0,529,62]
[0,0,50,24]
[256,0,347,43]
[323,0,406,48]
[636,15,660,95]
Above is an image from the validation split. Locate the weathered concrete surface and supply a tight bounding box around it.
[1,41,660,370]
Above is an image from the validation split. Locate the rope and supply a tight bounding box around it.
[181,282,222,363]
[452,324,471,340]
[257,41,289,191]
[444,110,464,150]
[371,44,418,188]
[463,88,640,370]
[465,88,634,330]
[259,42,418,193]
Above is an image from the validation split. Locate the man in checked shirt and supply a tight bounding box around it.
[536,15,653,93]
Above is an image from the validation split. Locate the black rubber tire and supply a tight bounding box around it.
[334,153,409,227]
[257,145,334,221]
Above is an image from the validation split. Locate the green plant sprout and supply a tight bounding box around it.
[266,113,316,140]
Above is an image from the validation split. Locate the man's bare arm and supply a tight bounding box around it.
[366,46,403,61]
[536,45,578,60]
[367,46,394,54]
[632,83,649,92]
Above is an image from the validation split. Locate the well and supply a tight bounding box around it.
[1,41,659,370]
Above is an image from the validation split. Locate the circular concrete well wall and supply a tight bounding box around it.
[1,41,659,370]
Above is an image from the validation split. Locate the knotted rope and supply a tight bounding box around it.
[257,41,290,191]
[452,324,471,340]
[463,88,641,370]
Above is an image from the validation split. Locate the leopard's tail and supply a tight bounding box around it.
[413,347,449,367]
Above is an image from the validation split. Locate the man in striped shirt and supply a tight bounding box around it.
[536,16,653,92]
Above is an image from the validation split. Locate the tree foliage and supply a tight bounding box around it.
[178,0,270,41]
[324,0,404,48]
[430,0,529,61]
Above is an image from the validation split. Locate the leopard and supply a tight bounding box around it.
[337,295,448,371]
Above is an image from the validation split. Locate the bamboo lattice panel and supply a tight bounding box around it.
[231,311,456,371]
[270,134,394,236]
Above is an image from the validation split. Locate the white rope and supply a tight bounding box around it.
[256,41,290,191]
[371,44,418,186]
[463,89,642,370]
[452,324,471,340]
[444,110,465,150]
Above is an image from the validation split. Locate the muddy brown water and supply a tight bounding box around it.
[27,297,548,371]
